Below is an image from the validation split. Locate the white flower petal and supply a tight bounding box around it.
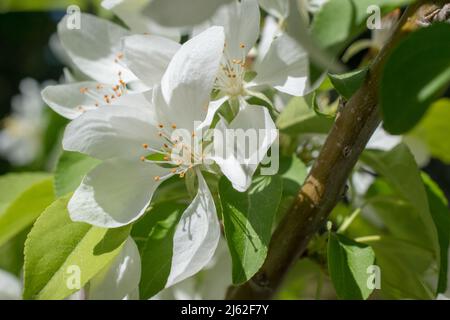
[63,105,159,160]
[0,270,22,300]
[258,0,290,20]
[196,96,228,132]
[165,172,220,287]
[160,26,224,131]
[250,33,309,96]
[101,0,180,40]
[58,13,136,84]
[89,237,141,300]
[42,82,102,119]
[210,0,260,58]
[122,34,180,88]
[69,158,169,227]
[143,0,230,30]
[257,16,281,63]
[42,81,153,120]
[212,105,277,192]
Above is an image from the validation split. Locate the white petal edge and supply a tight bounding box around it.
[210,0,260,58]
[58,13,136,84]
[68,158,170,227]
[63,105,159,160]
[160,26,224,132]
[211,105,278,192]
[122,34,180,88]
[165,172,220,287]
[249,33,310,96]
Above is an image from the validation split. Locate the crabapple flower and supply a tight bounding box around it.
[197,0,310,102]
[42,13,176,120]
[62,26,277,286]
[0,78,49,166]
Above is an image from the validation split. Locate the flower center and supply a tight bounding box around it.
[140,124,204,182]
[214,42,247,97]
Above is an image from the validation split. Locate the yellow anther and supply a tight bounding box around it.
[163,156,169,161]
[158,124,164,128]
[171,168,177,173]
[79,87,88,94]
[142,143,149,149]
[171,123,177,129]
[140,156,145,162]
[154,176,161,181]
[240,43,245,49]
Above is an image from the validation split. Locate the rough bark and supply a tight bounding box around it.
[226,0,449,300]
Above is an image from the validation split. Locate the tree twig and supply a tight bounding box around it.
[226,0,448,300]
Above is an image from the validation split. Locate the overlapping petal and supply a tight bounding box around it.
[68,158,170,227]
[209,0,260,58]
[165,172,220,287]
[211,105,277,192]
[122,34,180,88]
[159,26,225,131]
[249,33,310,96]
[63,105,159,160]
[58,13,136,84]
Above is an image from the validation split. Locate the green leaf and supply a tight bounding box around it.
[0,172,50,213]
[422,173,450,294]
[361,144,442,294]
[0,228,29,276]
[410,99,450,164]
[370,236,435,299]
[327,233,375,300]
[329,68,368,100]
[311,0,414,55]
[276,97,334,135]
[0,174,54,246]
[132,202,185,299]
[361,144,437,238]
[381,23,450,134]
[220,175,282,284]
[23,194,130,300]
[54,151,100,197]
[365,195,432,250]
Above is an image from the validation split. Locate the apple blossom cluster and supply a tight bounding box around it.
[36,0,316,299]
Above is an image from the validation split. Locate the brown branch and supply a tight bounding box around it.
[226,0,449,300]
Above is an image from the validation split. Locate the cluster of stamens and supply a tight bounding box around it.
[76,52,128,112]
[215,42,247,97]
[140,124,203,182]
